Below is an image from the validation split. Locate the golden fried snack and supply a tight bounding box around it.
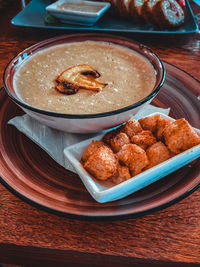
[110,132,130,153]
[117,144,149,176]
[84,146,118,180]
[131,130,157,150]
[81,140,105,162]
[102,128,120,145]
[156,117,172,140]
[120,120,143,138]
[111,164,131,184]
[163,118,200,154]
[139,114,161,133]
[145,141,171,169]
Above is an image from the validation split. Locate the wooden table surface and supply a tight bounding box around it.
[0,1,200,266]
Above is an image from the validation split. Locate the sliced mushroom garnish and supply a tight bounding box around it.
[55,64,107,95]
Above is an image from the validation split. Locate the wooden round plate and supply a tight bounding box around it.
[0,62,200,221]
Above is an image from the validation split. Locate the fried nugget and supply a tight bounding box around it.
[102,128,119,145]
[120,120,143,138]
[110,132,130,153]
[117,144,149,176]
[145,141,171,170]
[131,130,157,150]
[163,118,200,154]
[81,140,105,162]
[139,114,161,133]
[84,146,118,180]
[111,164,131,184]
[156,117,172,140]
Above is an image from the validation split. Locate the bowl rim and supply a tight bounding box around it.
[3,33,166,119]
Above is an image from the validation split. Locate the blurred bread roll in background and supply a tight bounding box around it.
[97,0,185,28]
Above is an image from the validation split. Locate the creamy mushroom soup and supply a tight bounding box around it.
[14,41,156,114]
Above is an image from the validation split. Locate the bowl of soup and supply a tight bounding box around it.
[3,34,165,133]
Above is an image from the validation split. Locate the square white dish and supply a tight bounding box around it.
[64,112,200,203]
[46,0,111,26]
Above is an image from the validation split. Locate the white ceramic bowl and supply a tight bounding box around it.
[64,112,200,203]
[46,0,111,26]
[3,33,165,133]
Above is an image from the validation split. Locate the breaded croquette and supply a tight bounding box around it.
[84,145,118,180]
[145,141,171,169]
[117,144,149,176]
[102,128,119,145]
[163,118,200,154]
[156,117,172,140]
[81,140,105,162]
[139,114,161,133]
[131,130,157,150]
[111,164,131,184]
[110,132,130,153]
[120,120,143,138]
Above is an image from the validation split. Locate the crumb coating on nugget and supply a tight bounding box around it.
[145,141,171,169]
[156,117,172,140]
[131,130,157,150]
[111,164,131,184]
[102,128,119,145]
[117,144,149,176]
[139,114,161,133]
[120,120,143,138]
[84,146,118,180]
[110,132,130,152]
[81,140,105,162]
[163,118,200,154]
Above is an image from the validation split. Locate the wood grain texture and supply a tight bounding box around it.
[0,1,200,266]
